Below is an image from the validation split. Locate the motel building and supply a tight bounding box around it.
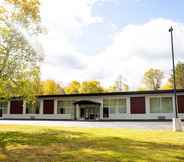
[0,89,184,120]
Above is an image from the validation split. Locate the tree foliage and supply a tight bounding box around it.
[64,80,104,94]
[105,75,129,92]
[0,0,42,100]
[64,80,80,94]
[143,68,164,90]
[169,62,184,89]
[1,0,40,24]
[40,80,64,95]
[160,82,172,90]
[79,81,104,93]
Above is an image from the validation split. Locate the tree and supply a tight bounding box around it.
[143,68,164,90]
[79,81,104,93]
[169,62,184,89]
[40,80,64,95]
[0,0,43,100]
[115,75,123,91]
[123,83,129,91]
[161,82,172,90]
[64,80,80,94]
[106,75,129,92]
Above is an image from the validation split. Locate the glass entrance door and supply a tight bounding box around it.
[81,107,99,120]
[77,101,100,120]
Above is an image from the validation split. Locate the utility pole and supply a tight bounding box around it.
[169,26,183,131]
[169,26,178,118]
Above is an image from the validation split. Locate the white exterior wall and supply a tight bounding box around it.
[2,92,184,120]
[103,93,184,120]
[3,114,73,119]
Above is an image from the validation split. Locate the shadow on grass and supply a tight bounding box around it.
[0,128,183,162]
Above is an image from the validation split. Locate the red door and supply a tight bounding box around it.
[43,100,54,114]
[131,97,145,114]
[177,95,184,113]
[10,100,23,114]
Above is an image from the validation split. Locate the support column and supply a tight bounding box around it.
[127,97,131,114]
[100,102,103,120]
[7,101,11,115]
[40,99,43,115]
[23,100,26,114]
[173,118,183,131]
[145,96,150,114]
[127,97,131,119]
[172,95,183,131]
[172,95,176,117]
[54,99,58,114]
[76,104,80,120]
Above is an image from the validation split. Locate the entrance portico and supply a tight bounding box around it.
[74,100,101,120]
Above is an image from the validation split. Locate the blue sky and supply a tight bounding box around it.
[40,0,184,89]
[75,0,184,54]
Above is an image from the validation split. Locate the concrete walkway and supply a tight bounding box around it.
[0,120,182,130]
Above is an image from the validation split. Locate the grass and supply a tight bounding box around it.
[0,125,184,162]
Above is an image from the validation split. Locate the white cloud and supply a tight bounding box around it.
[39,0,184,89]
[88,18,184,89]
[40,0,102,83]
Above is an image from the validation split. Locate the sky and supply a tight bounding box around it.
[39,0,184,89]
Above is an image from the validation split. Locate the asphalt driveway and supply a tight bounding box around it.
[0,120,182,130]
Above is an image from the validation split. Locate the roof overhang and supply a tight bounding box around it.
[73,100,101,105]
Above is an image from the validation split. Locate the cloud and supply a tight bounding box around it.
[40,0,184,89]
[87,18,184,88]
[40,0,103,82]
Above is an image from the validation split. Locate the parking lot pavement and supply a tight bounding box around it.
[0,120,181,130]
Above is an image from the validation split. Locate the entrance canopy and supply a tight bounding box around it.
[74,100,101,106]
[74,100,101,120]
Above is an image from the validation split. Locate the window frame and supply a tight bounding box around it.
[103,97,127,114]
[57,100,73,114]
[26,101,40,114]
[0,102,8,114]
[149,96,173,113]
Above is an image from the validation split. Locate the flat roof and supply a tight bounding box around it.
[37,89,184,98]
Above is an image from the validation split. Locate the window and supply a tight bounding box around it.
[26,101,40,114]
[103,107,109,118]
[26,103,31,114]
[118,99,126,113]
[35,101,40,114]
[161,97,173,113]
[0,102,8,114]
[60,108,65,114]
[57,100,73,114]
[109,100,116,114]
[150,97,173,113]
[150,98,160,113]
[103,98,127,114]
[57,101,64,114]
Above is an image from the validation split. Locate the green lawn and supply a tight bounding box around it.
[0,125,184,162]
